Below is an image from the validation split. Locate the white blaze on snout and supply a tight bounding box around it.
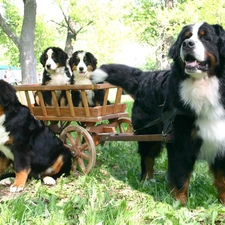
[45,49,57,70]
[180,22,205,63]
[77,52,88,74]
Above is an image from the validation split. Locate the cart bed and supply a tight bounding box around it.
[15,83,129,122]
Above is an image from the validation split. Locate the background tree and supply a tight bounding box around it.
[127,0,225,70]
[0,0,37,84]
[1,0,225,83]
[54,0,93,57]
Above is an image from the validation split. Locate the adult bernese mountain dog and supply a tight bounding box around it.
[69,50,107,107]
[0,80,72,192]
[92,65,170,179]
[163,22,225,205]
[92,22,225,205]
[39,46,73,106]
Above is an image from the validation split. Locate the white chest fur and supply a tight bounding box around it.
[0,114,14,160]
[180,76,225,163]
[75,75,95,106]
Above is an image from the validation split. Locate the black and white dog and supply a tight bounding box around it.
[0,80,72,192]
[92,64,170,180]
[92,22,225,205]
[163,22,225,205]
[69,50,107,107]
[39,47,73,106]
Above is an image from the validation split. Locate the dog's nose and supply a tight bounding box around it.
[79,67,84,72]
[182,39,195,49]
[46,64,51,69]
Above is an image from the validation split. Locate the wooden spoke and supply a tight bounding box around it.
[59,125,96,174]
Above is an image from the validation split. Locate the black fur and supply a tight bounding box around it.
[0,80,72,192]
[92,22,225,206]
[69,50,109,107]
[38,47,73,106]
[163,22,225,205]
[91,64,170,180]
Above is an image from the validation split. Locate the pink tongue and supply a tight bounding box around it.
[185,61,198,67]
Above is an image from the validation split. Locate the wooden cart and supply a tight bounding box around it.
[14,83,172,175]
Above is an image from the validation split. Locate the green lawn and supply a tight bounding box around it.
[1,101,225,224]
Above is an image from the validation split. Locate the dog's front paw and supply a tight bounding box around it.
[0,177,14,186]
[43,176,56,185]
[91,69,108,83]
[10,185,24,193]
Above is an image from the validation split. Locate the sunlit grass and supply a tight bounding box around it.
[1,101,225,224]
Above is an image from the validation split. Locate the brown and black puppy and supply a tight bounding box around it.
[38,46,74,106]
[69,50,108,107]
[0,80,72,192]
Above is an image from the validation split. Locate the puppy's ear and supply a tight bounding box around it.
[213,24,225,57]
[86,52,97,70]
[40,49,47,67]
[59,49,68,67]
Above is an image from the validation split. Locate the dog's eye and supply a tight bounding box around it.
[202,36,210,42]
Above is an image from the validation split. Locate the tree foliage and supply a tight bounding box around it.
[127,0,225,69]
[1,0,225,81]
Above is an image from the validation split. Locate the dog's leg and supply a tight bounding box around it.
[139,142,162,181]
[0,154,11,174]
[10,169,30,192]
[169,176,191,206]
[210,162,225,204]
[167,142,195,205]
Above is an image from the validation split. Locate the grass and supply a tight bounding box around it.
[1,100,225,224]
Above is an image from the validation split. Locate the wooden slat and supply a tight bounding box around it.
[17,91,27,105]
[114,87,123,113]
[51,91,61,116]
[14,83,116,91]
[25,91,33,114]
[33,112,129,123]
[80,90,90,117]
[102,88,109,116]
[100,133,173,142]
[37,91,47,116]
[66,90,75,117]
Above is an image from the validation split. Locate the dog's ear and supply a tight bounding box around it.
[86,52,97,70]
[40,49,47,67]
[68,53,74,69]
[168,36,182,60]
[213,24,225,57]
[0,80,18,107]
[59,48,68,67]
[168,25,189,60]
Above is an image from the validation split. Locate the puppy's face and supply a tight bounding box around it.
[69,51,97,79]
[40,47,68,73]
[169,22,225,79]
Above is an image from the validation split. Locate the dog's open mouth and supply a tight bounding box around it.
[184,55,208,72]
[79,72,86,76]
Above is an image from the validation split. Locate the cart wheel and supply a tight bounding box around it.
[117,117,133,133]
[59,125,96,174]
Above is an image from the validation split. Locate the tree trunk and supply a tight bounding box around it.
[165,0,174,9]
[0,0,37,84]
[64,17,76,57]
[20,0,37,84]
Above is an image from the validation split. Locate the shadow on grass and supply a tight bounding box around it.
[96,141,219,209]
